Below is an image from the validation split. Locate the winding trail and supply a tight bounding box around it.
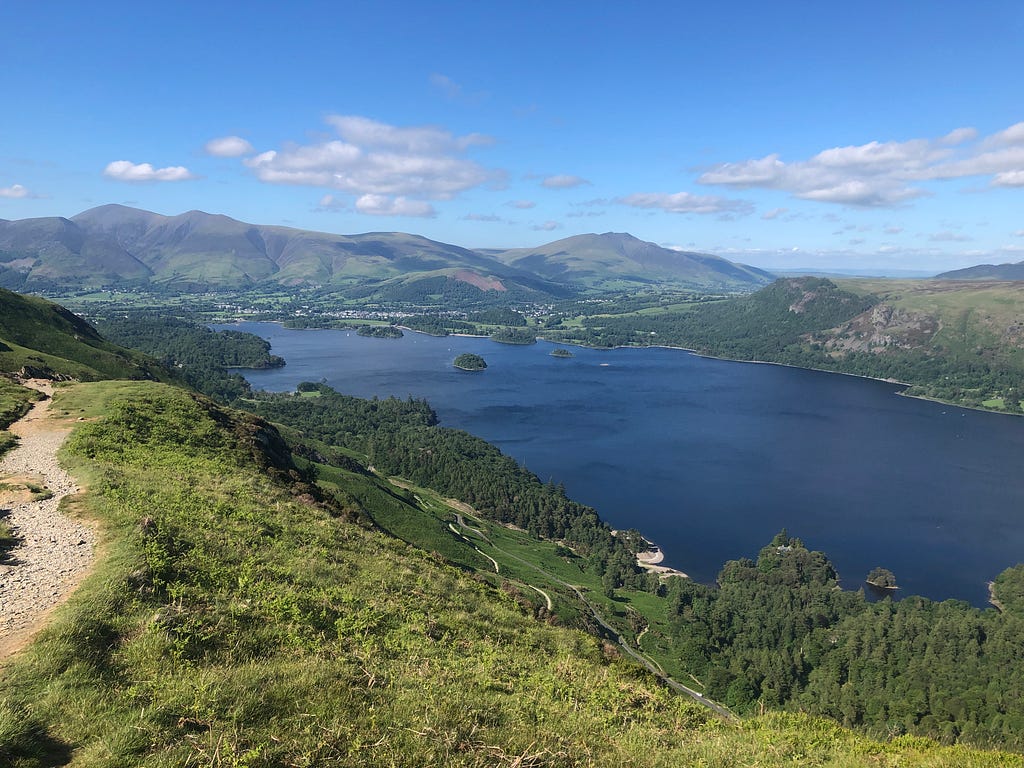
[451,512,736,721]
[0,381,95,660]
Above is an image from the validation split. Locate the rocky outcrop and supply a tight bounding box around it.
[813,303,940,354]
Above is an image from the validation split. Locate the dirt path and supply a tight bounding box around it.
[450,511,736,721]
[0,380,95,660]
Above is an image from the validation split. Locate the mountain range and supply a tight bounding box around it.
[0,204,772,295]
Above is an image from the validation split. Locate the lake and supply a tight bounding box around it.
[217,322,1024,606]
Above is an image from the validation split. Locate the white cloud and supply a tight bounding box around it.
[1014,230,1024,237]
[315,193,346,211]
[799,180,925,207]
[992,169,1024,187]
[761,207,787,220]
[617,191,754,216]
[983,121,1024,147]
[244,115,497,206]
[939,127,978,146]
[506,199,536,209]
[354,194,436,218]
[326,115,493,152]
[698,121,1024,207]
[542,174,589,189]
[0,184,30,198]
[884,225,904,235]
[462,213,502,222]
[103,160,196,182]
[205,135,255,157]
[531,220,561,231]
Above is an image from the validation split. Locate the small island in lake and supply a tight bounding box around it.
[866,566,898,590]
[453,353,487,371]
[550,348,574,358]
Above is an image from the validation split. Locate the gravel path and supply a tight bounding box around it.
[0,380,95,659]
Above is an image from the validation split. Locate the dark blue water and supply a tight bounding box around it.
[218,322,1024,606]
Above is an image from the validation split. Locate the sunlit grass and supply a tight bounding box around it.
[0,380,1019,766]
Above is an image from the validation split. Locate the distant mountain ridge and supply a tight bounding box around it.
[489,232,773,291]
[0,205,772,294]
[934,261,1024,280]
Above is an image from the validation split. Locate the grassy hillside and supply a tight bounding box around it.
[491,232,773,292]
[1,381,1018,766]
[0,287,166,382]
[541,277,1024,411]
[836,278,1024,355]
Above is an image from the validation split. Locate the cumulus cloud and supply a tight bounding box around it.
[244,115,497,206]
[939,127,979,146]
[103,160,196,182]
[531,220,561,231]
[506,199,536,209]
[698,121,1024,207]
[205,135,255,157]
[983,121,1024,147]
[0,184,30,198]
[542,174,589,189]
[1015,230,1024,237]
[992,169,1024,187]
[354,194,436,218]
[617,191,754,216]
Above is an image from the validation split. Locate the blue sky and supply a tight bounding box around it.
[2,1,1022,272]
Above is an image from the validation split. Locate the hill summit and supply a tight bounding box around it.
[490,232,773,291]
[0,205,771,294]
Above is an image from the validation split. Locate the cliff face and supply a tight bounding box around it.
[815,303,941,354]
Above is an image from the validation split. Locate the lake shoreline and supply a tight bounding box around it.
[229,319,1014,416]
[534,337,1024,417]
[217,320,1024,606]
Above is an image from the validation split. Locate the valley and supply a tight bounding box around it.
[6,5,1022,764]
[4,212,1024,763]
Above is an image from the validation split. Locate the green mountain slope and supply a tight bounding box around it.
[543,276,1024,410]
[489,232,774,291]
[0,291,1021,762]
[0,205,771,296]
[1,380,1017,767]
[935,261,1024,280]
[0,205,561,295]
[825,278,1024,409]
[0,287,165,382]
